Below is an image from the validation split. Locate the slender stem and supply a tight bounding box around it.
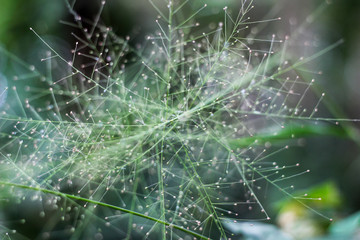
[0,181,209,240]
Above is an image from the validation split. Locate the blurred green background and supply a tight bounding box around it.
[0,0,359,239]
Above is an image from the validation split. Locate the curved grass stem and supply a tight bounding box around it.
[0,180,209,240]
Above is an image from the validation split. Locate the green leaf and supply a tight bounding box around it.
[329,211,360,236]
[229,124,347,148]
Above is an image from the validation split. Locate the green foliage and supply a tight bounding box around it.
[0,0,352,239]
[329,211,360,238]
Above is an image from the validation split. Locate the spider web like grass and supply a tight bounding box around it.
[0,0,353,239]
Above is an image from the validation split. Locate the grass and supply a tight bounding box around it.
[0,0,357,239]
